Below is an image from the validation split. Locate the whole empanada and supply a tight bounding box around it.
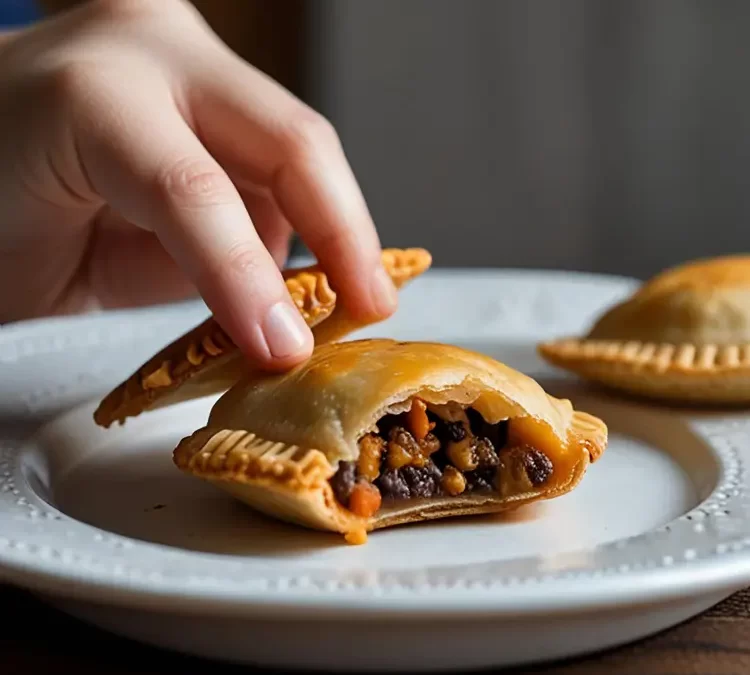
[538,254,750,403]
[173,338,607,544]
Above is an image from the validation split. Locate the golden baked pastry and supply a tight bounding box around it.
[538,254,750,403]
[93,248,432,428]
[173,338,607,544]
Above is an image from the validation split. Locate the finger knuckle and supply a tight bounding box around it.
[279,108,341,159]
[223,243,264,278]
[48,61,108,102]
[156,157,236,208]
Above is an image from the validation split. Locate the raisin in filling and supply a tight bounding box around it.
[329,399,555,518]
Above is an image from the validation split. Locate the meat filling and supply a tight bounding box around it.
[330,399,554,518]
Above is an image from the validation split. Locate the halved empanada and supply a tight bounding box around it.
[93,248,431,427]
[538,254,750,403]
[173,338,607,544]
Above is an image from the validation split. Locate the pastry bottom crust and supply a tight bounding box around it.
[173,411,599,544]
[187,456,589,545]
[217,478,587,537]
[539,338,750,404]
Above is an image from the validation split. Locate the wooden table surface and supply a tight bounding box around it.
[2,584,750,674]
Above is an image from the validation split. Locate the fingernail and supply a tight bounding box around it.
[262,301,311,359]
[371,264,399,316]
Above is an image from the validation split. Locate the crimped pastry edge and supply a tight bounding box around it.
[569,409,608,462]
[173,427,367,537]
[381,247,433,287]
[538,338,750,403]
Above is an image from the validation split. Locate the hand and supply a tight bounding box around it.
[0,0,397,370]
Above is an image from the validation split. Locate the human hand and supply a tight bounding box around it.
[0,0,397,370]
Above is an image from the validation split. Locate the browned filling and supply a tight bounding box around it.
[330,399,554,518]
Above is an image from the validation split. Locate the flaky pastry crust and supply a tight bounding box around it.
[173,339,607,543]
[94,248,432,427]
[538,255,750,403]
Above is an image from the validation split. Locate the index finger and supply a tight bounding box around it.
[190,59,399,324]
[271,113,399,323]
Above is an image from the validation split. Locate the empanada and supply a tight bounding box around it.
[538,254,750,403]
[94,248,431,427]
[173,338,607,544]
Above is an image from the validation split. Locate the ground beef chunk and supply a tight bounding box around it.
[474,437,499,467]
[445,421,467,442]
[459,437,500,491]
[330,461,357,505]
[376,464,443,500]
[429,414,466,445]
[375,469,411,500]
[401,464,443,498]
[465,466,497,492]
[523,448,553,486]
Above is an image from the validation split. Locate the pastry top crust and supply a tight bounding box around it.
[640,255,750,293]
[207,338,595,465]
[587,255,750,345]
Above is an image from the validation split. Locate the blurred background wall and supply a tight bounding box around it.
[308,0,750,279]
[0,0,40,25]
[12,0,750,280]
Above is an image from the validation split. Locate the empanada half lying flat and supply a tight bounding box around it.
[93,248,431,427]
[538,255,750,403]
[173,338,607,544]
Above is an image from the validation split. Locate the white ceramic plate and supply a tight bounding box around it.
[3,269,750,673]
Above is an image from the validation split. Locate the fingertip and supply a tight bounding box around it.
[259,348,315,373]
[199,279,314,374]
[224,300,314,373]
[370,261,400,318]
[259,299,315,365]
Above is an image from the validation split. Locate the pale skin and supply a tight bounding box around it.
[0,0,398,370]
